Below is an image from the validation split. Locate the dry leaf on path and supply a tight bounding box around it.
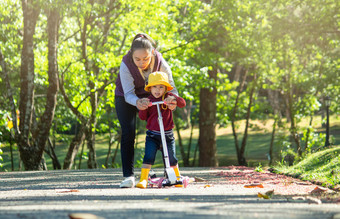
[310,186,328,194]
[258,189,274,199]
[244,183,264,188]
[295,181,310,185]
[56,189,80,193]
[333,185,340,192]
[194,177,206,182]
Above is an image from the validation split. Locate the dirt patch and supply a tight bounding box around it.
[209,166,340,203]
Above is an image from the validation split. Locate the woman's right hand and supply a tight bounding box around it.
[136,98,150,110]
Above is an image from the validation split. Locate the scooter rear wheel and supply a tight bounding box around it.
[157,177,164,188]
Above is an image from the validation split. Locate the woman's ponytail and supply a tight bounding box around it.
[131,33,156,54]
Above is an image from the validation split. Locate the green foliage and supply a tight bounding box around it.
[255,163,263,172]
[0,0,339,175]
[0,140,2,168]
[280,144,299,166]
[0,147,3,168]
[134,147,144,169]
[78,152,88,161]
[0,0,21,110]
[0,110,8,168]
[275,146,340,187]
[302,128,326,154]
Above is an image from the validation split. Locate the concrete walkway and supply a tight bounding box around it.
[0,167,339,219]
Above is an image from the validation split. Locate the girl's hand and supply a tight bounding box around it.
[164,96,177,111]
[136,98,150,110]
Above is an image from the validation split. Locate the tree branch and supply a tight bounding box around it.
[160,37,201,54]
[59,64,87,123]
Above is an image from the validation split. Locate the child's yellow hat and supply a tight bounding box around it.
[144,71,173,92]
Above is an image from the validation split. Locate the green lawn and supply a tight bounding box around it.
[274,145,340,187]
[1,115,339,171]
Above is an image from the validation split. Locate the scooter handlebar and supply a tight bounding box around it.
[149,101,166,106]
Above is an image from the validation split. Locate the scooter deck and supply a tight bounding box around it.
[148,176,192,188]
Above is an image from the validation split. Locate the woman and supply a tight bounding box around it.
[115,33,179,188]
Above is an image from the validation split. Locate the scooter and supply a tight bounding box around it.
[147,101,190,188]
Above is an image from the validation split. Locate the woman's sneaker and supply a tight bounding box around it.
[119,176,135,188]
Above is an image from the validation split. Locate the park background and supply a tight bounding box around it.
[0,0,339,185]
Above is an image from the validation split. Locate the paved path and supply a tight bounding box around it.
[0,167,339,219]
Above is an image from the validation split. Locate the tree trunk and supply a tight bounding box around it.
[46,138,61,170]
[198,68,218,167]
[32,6,60,167]
[78,141,86,169]
[86,86,98,168]
[10,141,14,171]
[269,119,277,166]
[186,120,195,166]
[174,117,189,167]
[105,138,113,168]
[63,124,87,169]
[267,89,282,166]
[239,72,257,166]
[86,122,98,169]
[111,136,121,167]
[304,116,313,152]
[81,7,98,168]
[17,0,41,170]
[230,66,248,166]
[192,142,198,167]
[285,75,302,156]
[18,2,60,170]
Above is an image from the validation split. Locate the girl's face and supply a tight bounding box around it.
[132,49,153,70]
[150,85,166,98]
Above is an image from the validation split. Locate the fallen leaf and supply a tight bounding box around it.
[194,177,206,182]
[258,189,274,199]
[265,189,274,197]
[204,185,212,188]
[56,189,80,193]
[258,192,268,199]
[333,185,340,192]
[295,181,310,185]
[310,186,328,194]
[244,183,264,188]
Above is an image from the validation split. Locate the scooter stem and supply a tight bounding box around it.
[152,101,177,184]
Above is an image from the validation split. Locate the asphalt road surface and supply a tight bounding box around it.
[1,167,340,219]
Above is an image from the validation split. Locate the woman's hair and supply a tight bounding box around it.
[130,33,156,54]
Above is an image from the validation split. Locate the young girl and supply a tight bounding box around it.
[136,71,186,189]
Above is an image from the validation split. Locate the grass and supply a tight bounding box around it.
[273,145,340,187]
[1,115,339,172]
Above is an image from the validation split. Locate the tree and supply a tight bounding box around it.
[2,0,61,170]
[59,0,124,169]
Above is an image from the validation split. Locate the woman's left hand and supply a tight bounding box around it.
[164,96,177,111]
